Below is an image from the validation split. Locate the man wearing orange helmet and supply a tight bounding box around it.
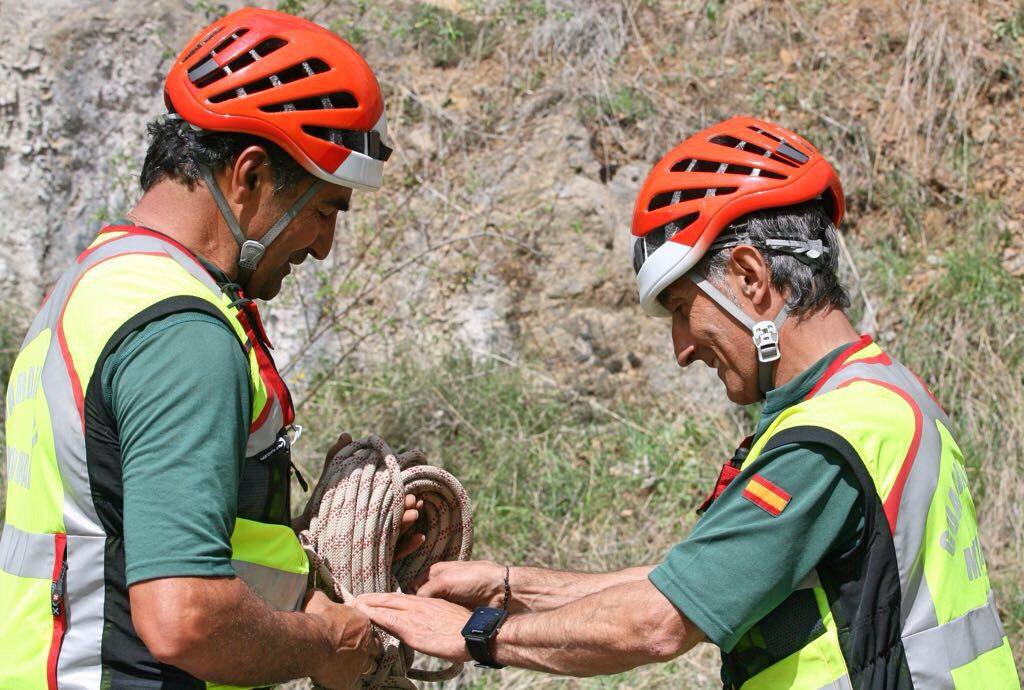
[0,8,417,689]
[354,118,1019,688]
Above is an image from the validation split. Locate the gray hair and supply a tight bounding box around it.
[693,200,851,318]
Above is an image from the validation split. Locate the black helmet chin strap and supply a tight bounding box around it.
[198,163,324,286]
[687,270,789,398]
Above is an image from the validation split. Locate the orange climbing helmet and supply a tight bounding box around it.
[631,116,844,316]
[165,6,391,192]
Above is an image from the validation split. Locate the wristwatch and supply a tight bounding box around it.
[461,606,507,669]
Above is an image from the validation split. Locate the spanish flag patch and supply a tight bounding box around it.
[742,474,791,516]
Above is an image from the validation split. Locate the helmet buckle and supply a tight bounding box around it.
[752,321,781,363]
[239,240,266,272]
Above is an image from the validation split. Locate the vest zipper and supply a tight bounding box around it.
[50,559,67,616]
[47,534,68,690]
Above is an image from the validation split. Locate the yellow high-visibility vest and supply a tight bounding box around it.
[717,337,1019,689]
[1,227,308,689]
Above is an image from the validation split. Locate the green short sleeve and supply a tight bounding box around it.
[104,311,252,585]
[648,443,863,652]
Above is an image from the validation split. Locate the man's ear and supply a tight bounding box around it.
[225,145,274,205]
[728,245,772,308]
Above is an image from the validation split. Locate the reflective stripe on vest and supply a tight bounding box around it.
[818,676,853,690]
[1,228,308,689]
[0,523,55,579]
[724,337,1019,689]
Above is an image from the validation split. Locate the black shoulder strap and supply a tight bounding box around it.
[91,295,249,423]
[99,296,244,364]
[762,426,912,689]
[82,295,239,689]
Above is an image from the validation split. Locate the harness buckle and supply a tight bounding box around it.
[287,424,303,448]
[752,320,781,363]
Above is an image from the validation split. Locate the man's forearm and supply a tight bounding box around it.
[494,579,702,676]
[178,580,334,684]
[132,577,346,685]
[510,565,655,612]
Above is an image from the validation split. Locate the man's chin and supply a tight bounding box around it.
[246,275,285,301]
[724,387,744,405]
[722,377,759,406]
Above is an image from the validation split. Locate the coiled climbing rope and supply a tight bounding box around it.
[299,436,473,689]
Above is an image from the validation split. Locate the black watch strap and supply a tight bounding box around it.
[465,633,504,669]
[462,607,507,669]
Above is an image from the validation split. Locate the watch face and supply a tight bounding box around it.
[462,607,506,636]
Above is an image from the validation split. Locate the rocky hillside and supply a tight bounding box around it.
[2,0,1022,685]
[2,0,1021,402]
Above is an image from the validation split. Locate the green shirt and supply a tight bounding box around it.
[649,342,864,652]
[101,278,252,585]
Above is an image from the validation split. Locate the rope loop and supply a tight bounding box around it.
[300,436,473,688]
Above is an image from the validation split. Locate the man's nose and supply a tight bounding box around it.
[310,221,335,260]
[671,318,697,368]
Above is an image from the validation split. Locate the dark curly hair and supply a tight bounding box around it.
[139,116,307,194]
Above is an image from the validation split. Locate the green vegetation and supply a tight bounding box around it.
[583,86,655,129]
[187,0,228,22]
[91,150,139,225]
[296,352,718,567]
[276,0,309,16]
[293,351,724,687]
[395,3,490,68]
[995,7,1024,46]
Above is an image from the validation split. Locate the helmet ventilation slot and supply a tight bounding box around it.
[208,58,331,104]
[261,92,358,112]
[634,212,700,274]
[192,37,289,90]
[646,213,699,251]
[671,148,787,180]
[706,134,803,170]
[726,164,785,179]
[709,134,745,149]
[671,158,721,173]
[224,38,287,74]
[648,187,737,211]
[275,58,330,82]
[210,79,272,102]
[744,126,809,165]
[182,26,224,64]
[748,125,781,142]
[211,29,250,57]
[710,134,768,157]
